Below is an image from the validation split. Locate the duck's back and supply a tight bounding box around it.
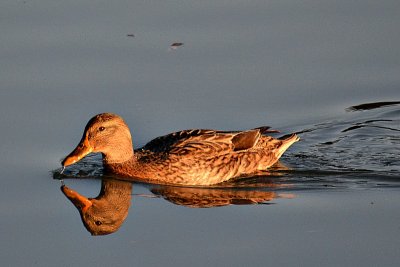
[127,128,298,185]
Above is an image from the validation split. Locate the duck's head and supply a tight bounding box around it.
[62,113,134,167]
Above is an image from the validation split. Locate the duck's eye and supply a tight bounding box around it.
[95,221,102,226]
[99,126,105,132]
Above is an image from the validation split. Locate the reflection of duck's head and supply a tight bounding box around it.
[61,179,132,236]
[62,113,134,167]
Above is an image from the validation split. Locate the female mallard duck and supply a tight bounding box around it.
[62,113,299,186]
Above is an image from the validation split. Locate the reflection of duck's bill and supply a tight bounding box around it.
[61,185,92,212]
[61,135,93,167]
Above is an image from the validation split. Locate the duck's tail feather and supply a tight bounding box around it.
[276,134,300,159]
[253,126,280,134]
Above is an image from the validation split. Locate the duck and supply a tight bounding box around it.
[62,113,299,186]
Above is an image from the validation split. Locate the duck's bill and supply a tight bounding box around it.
[61,136,93,167]
[61,185,93,212]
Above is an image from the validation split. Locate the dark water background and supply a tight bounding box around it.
[1,1,400,266]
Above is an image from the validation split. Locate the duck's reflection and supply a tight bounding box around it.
[61,179,132,236]
[60,177,295,236]
[151,185,294,208]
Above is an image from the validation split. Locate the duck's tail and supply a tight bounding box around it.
[276,134,300,159]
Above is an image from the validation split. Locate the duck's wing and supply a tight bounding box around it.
[141,129,215,153]
[148,130,266,158]
[141,126,277,155]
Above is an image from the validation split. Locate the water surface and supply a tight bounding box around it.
[1,0,400,266]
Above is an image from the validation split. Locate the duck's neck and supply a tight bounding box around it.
[102,143,135,165]
[103,153,146,179]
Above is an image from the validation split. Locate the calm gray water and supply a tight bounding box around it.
[1,0,400,266]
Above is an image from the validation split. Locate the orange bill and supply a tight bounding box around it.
[61,185,93,213]
[61,135,93,167]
